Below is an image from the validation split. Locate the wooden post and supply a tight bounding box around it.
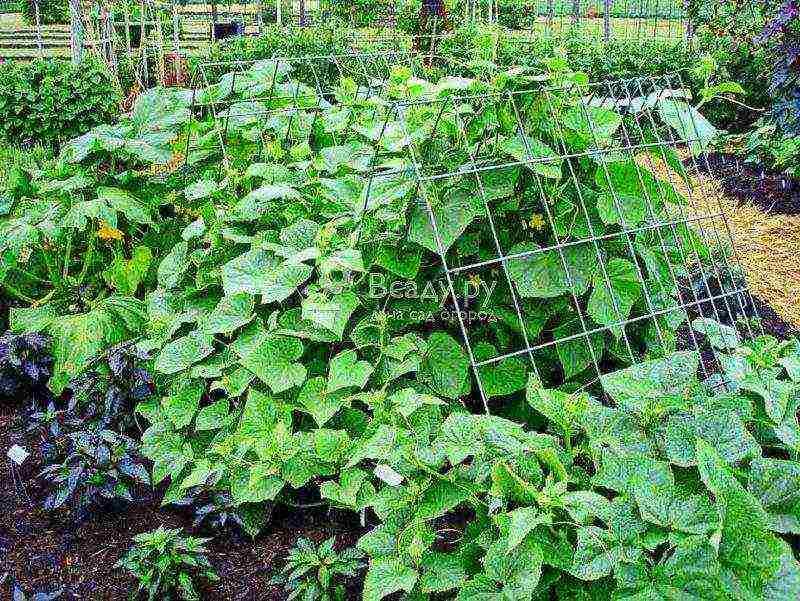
[572,0,579,24]
[33,0,43,57]
[153,0,166,83]
[299,0,306,25]
[100,1,110,62]
[547,0,554,27]
[140,0,149,84]
[211,0,218,40]
[102,1,120,85]
[69,0,84,63]
[123,0,132,53]
[171,0,181,53]
[603,0,611,42]
[276,0,281,25]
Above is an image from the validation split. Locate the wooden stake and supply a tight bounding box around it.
[69,0,84,63]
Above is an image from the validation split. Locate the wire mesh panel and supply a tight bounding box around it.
[186,51,451,168]
[187,57,761,412]
[517,0,689,41]
[396,72,761,407]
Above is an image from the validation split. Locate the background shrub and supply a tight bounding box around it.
[328,0,395,26]
[434,25,769,132]
[191,24,353,89]
[0,58,121,147]
[18,0,69,25]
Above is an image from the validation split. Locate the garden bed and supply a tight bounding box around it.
[682,159,800,329]
[693,152,800,216]
[0,403,364,600]
[2,288,797,600]
[2,47,800,601]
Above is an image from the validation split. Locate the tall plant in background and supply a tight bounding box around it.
[745,0,800,174]
[18,0,69,25]
[690,0,799,173]
[757,0,800,130]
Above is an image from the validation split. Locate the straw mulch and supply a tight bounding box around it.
[643,153,800,329]
[686,172,800,328]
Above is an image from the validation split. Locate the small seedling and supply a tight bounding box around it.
[272,536,365,601]
[115,526,218,601]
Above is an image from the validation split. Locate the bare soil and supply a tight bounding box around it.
[0,406,365,600]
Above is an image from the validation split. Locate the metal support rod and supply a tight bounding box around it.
[171,0,181,54]
[211,0,218,40]
[33,0,43,57]
[69,0,84,63]
[123,0,132,54]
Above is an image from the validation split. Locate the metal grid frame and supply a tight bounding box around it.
[186,50,449,169]
[394,72,761,409]
[516,0,690,41]
[187,54,763,412]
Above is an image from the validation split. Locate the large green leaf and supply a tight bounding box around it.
[508,242,598,299]
[408,186,484,254]
[362,558,418,601]
[474,342,527,398]
[419,332,469,399]
[327,349,373,393]
[499,134,562,179]
[526,374,588,439]
[748,458,800,535]
[658,99,719,156]
[235,330,306,394]
[595,160,681,227]
[661,409,759,467]
[300,291,359,339]
[458,539,543,600]
[297,376,348,426]
[587,258,642,329]
[200,293,255,334]
[221,249,312,303]
[600,351,699,414]
[156,330,215,375]
[696,440,800,599]
[48,298,145,392]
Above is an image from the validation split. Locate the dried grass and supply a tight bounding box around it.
[642,153,800,328]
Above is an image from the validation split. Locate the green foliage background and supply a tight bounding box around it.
[18,0,69,25]
[0,58,121,147]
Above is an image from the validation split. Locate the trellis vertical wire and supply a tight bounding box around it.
[533,83,662,364]
[450,95,547,384]
[667,72,766,338]
[632,78,757,338]
[509,87,639,373]
[568,85,676,361]
[624,76,756,348]
[577,80,695,357]
[397,100,493,414]
[621,78,740,359]
[611,76,735,366]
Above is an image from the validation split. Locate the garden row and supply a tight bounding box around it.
[1,3,798,600]
[2,38,800,600]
